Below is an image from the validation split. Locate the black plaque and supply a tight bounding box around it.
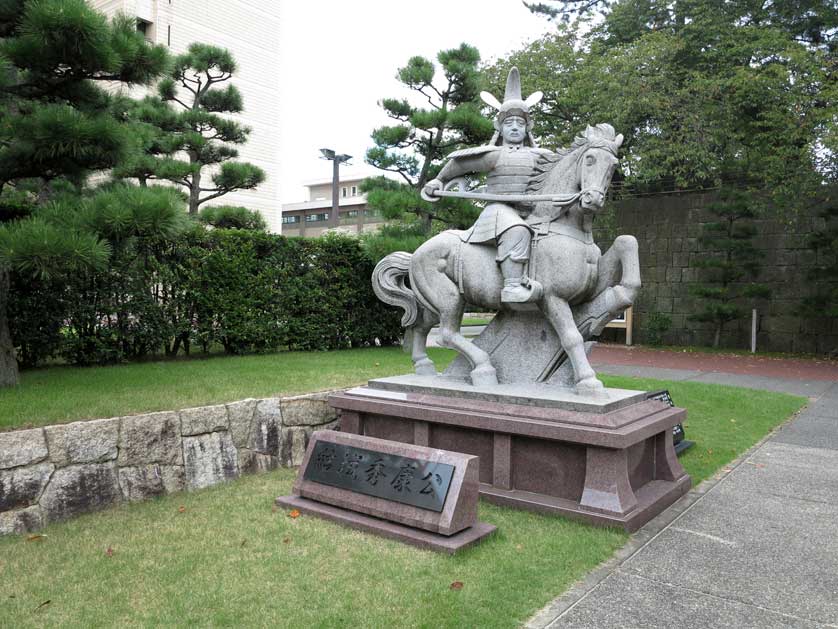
[302,441,456,512]
[646,389,695,455]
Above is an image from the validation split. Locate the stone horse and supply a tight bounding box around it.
[372,124,640,395]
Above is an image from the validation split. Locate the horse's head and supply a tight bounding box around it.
[574,124,623,212]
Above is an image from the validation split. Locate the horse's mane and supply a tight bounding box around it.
[527,123,620,194]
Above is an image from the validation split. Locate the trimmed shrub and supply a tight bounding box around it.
[8,230,402,366]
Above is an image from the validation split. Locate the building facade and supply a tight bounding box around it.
[89,0,281,231]
[280,177,385,238]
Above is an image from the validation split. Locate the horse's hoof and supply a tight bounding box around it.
[414,359,437,376]
[575,377,607,397]
[470,365,498,387]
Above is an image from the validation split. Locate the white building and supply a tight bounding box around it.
[89,0,281,231]
[280,177,385,238]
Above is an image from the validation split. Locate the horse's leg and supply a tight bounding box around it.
[410,235,498,386]
[410,309,437,375]
[594,235,641,310]
[437,301,498,386]
[540,294,604,395]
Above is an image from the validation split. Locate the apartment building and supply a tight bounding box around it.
[89,0,281,231]
[280,177,386,238]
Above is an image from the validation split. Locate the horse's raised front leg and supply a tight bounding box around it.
[410,309,437,376]
[595,234,641,311]
[541,294,604,395]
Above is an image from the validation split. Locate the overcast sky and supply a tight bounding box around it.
[276,1,552,204]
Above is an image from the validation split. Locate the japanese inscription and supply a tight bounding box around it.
[303,441,455,512]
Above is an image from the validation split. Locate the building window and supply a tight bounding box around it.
[167,25,171,46]
[351,186,357,196]
[341,187,348,198]
[136,19,153,43]
[282,215,301,224]
[306,213,329,223]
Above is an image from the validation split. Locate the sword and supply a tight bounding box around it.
[428,189,582,206]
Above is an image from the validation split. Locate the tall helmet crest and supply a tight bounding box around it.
[481,67,543,146]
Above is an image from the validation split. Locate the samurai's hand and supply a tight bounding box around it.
[421,179,443,203]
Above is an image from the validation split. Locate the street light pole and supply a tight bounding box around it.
[319,148,352,229]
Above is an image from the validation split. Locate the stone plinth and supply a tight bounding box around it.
[277,431,496,553]
[330,380,691,532]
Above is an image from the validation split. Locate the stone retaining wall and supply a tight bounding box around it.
[596,192,838,353]
[0,391,339,535]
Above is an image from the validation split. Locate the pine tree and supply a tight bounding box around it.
[155,43,266,214]
[689,190,772,348]
[363,44,493,242]
[0,0,171,386]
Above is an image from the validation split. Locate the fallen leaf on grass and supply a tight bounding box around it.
[34,600,51,612]
[271,504,278,513]
[515,544,523,551]
[450,581,464,590]
[105,546,114,557]
[25,534,46,543]
[374,362,380,367]
[240,540,247,548]
[288,509,301,519]
[178,506,186,513]
[282,537,291,544]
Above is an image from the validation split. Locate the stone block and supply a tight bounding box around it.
[673,252,690,268]
[251,398,281,455]
[0,462,53,511]
[117,411,182,466]
[40,463,120,523]
[118,464,185,502]
[0,505,43,535]
[665,267,682,283]
[279,427,310,467]
[0,428,48,469]
[227,398,257,449]
[280,391,338,427]
[180,404,228,437]
[45,418,119,467]
[183,432,239,490]
[238,449,278,474]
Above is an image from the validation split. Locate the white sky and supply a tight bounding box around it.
[277,1,552,204]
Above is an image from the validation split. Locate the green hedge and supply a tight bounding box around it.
[9,231,402,367]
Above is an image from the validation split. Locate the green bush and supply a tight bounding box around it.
[8,230,402,366]
[643,311,672,346]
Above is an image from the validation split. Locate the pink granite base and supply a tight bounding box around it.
[330,385,692,533]
[276,495,497,554]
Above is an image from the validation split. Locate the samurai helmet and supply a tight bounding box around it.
[481,67,543,146]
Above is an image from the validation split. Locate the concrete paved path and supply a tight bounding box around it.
[527,362,838,628]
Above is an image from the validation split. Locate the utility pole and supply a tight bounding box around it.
[319,148,352,228]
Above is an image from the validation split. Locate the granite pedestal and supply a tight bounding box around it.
[330,375,691,532]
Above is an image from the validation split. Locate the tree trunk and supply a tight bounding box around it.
[188,167,201,214]
[713,322,722,349]
[0,266,20,387]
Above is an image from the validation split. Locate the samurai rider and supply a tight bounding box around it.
[421,67,551,306]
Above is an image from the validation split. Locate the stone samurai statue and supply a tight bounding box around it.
[421,68,549,306]
[375,67,639,394]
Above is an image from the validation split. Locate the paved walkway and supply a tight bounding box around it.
[528,353,838,629]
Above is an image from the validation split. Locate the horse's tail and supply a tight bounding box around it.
[372,252,419,327]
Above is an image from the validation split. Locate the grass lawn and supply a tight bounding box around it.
[0,366,805,628]
[461,316,493,326]
[0,347,457,431]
